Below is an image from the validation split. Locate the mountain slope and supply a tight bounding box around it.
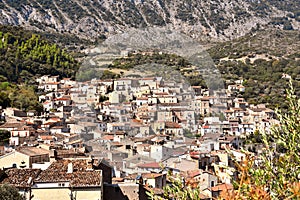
[0,0,298,41]
[208,28,300,109]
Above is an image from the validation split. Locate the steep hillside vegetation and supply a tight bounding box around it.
[0,26,79,83]
[0,26,79,112]
[208,29,300,109]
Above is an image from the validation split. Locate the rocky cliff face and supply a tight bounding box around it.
[0,0,298,41]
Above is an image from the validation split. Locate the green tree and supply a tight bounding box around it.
[0,130,10,143]
[147,173,201,200]
[227,80,300,199]
[0,184,25,200]
[249,80,300,199]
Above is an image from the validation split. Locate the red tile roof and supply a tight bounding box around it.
[47,82,60,85]
[142,173,163,179]
[101,135,114,141]
[210,183,233,192]
[1,168,41,188]
[131,119,142,123]
[0,122,24,129]
[40,135,54,140]
[26,121,34,125]
[137,162,161,169]
[187,170,202,178]
[112,177,124,182]
[165,122,181,129]
[137,97,148,100]
[35,159,102,187]
[55,98,70,101]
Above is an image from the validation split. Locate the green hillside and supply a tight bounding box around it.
[0,26,79,84]
[0,26,80,112]
[208,29,300,109]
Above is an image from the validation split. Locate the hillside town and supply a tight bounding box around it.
[0,72,280,200]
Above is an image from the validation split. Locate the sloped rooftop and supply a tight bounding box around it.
[35,159,102,187]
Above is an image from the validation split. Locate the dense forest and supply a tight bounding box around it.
[0,26,79,111]
[0,26,79,84]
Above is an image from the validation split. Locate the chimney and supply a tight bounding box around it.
[27,177,33,185]
[67,162,73,173]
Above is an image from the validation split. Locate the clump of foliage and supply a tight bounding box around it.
[76,69,120,82]
[247,80,300,199]
[0,184,25,200]
[223,80,300,199]
[0,82,42,112]
[147,173,201,200]
[209,29,300,58]
[0,130,10,144]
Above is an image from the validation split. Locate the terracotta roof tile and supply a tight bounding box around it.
[35,159,102,187]
[1,168,41,188]
[101,135,114,141]
[210,183,233,192]
[165,122,181,128]
[39,135,54,140]
[142,173,163,179]
[137,162,161,169]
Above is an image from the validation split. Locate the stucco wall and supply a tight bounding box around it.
[0,151,30,168]
[32,188,70,200]
[32,187,102,200]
